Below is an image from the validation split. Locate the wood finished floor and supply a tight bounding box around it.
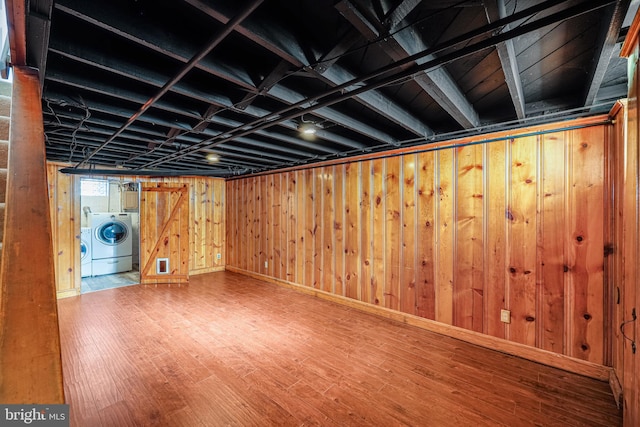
[57,271,622,426]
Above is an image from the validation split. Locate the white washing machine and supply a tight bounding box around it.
[90,212,133,276]
[80,227,92,278]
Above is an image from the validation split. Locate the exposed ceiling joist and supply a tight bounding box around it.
[338,0,481,129]
[583,0,631,106]
[484,0,526,119]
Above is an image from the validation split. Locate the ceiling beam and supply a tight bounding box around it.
[583,0,631,106]
[75,0,265,167]
[55,0,379,149]
[183,0,433,138]
[338,0,480,129]
[484,0,526,119]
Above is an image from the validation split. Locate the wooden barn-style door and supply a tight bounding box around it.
[139,183,189,285]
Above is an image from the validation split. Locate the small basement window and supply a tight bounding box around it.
[80,179,108,197]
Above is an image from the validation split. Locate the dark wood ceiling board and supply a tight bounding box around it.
[428,5,486,48]
[404,5,460,49]
[443,46,500,95]
[521,42,596,102]
[514,11,600,73]
[452,53,513,115]
[472,84,515,120]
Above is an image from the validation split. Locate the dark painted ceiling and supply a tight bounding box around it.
[22,0,635,177]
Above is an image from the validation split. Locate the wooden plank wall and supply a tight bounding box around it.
[226,120,610,364]
[46,163,226,297]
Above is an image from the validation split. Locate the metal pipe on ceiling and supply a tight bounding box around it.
[73,0,265,168]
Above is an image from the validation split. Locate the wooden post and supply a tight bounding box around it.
[0,67,65,403]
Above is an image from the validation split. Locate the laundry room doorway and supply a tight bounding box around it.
[79,178,141,293]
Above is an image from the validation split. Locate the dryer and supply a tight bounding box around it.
[80,227,92,278]
[90,213,133,276]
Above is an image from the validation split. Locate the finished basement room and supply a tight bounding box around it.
[0,0,639,426]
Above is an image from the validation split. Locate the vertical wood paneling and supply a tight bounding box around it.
[295,171,306,284]
[372,159,385,306]
[508,136,538,346]
[385,157,401,311]
[304,169,315,287]
[273,174,282,279]
[360,161,373,304]
[259,175,267,275]
[322,168,335,292]
[47,167,79,296]
[416,152,436,320]
[314,169,324,289]
[252,177,258,272]
[485,141,507,339]
[243,178,250,271]
[540,134,566,354]
[569,127,605,364]
[286,172,296,283]
[345,162,360,300]
[401,155,416,314]
[455,145,484,331]
[436,149,454,325]
[213,179,225,269]
[225,121,610,363]
[266,174,274,277]
[334,165,345,296]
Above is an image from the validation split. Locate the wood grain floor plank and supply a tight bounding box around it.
[57,271,621,427]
